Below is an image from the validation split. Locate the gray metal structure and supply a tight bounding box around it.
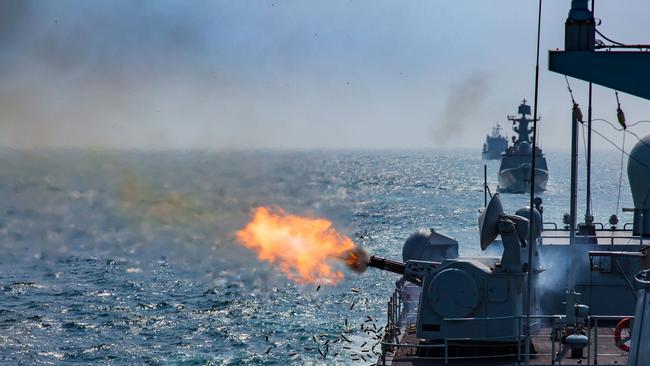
[497,101,548,194]
[482,123,509,160]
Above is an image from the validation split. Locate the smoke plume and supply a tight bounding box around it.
[433,71,491,143]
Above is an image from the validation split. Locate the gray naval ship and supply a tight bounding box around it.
[363,1,650,365]
[482,123,509,160]
[497,101,548,194]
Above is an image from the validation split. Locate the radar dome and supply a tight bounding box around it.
[402,229,458,262]
[627,134,650,236]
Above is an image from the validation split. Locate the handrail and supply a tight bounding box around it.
[381,312,635,365]
[544,222,558,229]
[542,234,643,239]
[543,227,634,232]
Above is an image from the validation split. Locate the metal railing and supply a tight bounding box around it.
[379,312,633,365]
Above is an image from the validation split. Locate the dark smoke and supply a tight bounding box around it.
[433,71,491,144]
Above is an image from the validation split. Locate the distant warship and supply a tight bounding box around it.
[497,100,548,193]
[481,123,508,160]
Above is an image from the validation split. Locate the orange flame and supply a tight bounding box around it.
[236,207,357,284]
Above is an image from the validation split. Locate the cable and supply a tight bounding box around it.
[595,29,625,46]
[628,120,650,128]
[616,132,626,214]
[593,118,650,131]
[590,125,650,172]
[580,122,593,216]
[594,29,650,49]
[591,118,650,150]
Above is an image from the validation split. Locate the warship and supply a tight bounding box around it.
[482,123,509,160]
[362,1,650,365]
[496,101,548,194]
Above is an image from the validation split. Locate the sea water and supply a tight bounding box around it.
[0,149,632,365]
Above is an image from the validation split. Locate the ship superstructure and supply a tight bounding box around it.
[482,123,508,160]
[497,100,548,193]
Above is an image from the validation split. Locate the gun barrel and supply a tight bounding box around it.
[368,256,406,275]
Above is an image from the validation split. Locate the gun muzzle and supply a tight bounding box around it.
[368,256,406,275]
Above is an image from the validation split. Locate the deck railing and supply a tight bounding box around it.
[380,312,632,366]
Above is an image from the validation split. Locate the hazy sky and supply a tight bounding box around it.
[1,1,649,150]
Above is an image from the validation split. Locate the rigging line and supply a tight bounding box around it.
[595,29,625,46]
[580,122,592,216]
[616,132,626,214]
[628,120,650,128]
[581,122,589,182]
[592,118,650,131]
[564,75,576,104]
[590,124,650,172]
[590,118,650,150]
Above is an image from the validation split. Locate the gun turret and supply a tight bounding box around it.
[367,255,439,286]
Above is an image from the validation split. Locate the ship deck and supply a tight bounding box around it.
[381,324,629,366]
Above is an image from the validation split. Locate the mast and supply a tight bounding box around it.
[525,0,543,364]
[507,101,535,147]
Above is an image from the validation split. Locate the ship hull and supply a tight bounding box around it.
[481,150,502,160]
[497,165,548,193]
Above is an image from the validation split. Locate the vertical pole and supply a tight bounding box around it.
[444,337,448,364]
[526,1,544,364]
[551,325,555,365]
[484,164,488,207]
[586,82,592,222]
[594,318,598,365]
[587,316,591,365]
[569,106,579,290]
[586,0,595,224]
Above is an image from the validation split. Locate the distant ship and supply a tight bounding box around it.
[481,123,508,160]
[497,100,548,193]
